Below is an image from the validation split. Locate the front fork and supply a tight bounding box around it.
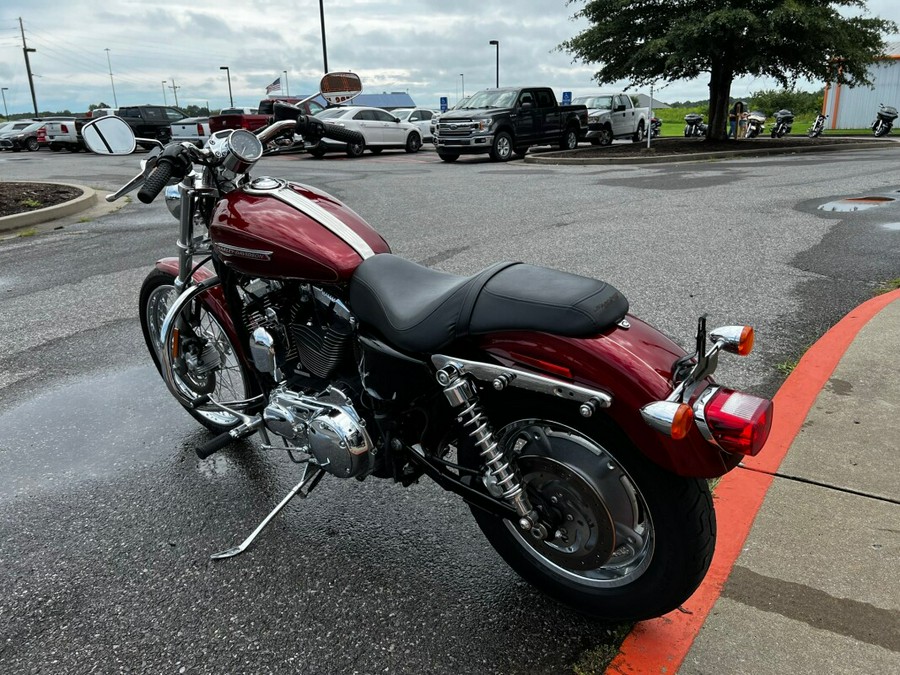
[436,365,549,540]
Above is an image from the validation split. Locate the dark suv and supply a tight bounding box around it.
[117,105,187,145]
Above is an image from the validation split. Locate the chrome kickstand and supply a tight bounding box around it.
[209,465,326,560]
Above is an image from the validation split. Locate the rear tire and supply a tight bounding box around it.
[26,138,40,152]
[559,127,579,150]
[139,269,258,433]
[631,122,645,143]
[456,395,715,621]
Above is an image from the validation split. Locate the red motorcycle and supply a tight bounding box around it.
[81,73,772,622]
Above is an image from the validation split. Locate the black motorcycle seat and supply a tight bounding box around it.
[349,254,629,353]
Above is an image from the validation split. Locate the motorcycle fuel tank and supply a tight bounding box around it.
[209,178,391,282]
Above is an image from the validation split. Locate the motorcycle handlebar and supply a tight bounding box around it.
[295,114,365,146]
[137,160,174,204]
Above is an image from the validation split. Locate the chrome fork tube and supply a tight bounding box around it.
[437,367,547,539]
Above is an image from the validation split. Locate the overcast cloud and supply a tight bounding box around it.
[1,0,898,114]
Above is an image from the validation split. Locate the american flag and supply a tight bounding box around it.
[266,77,281,94]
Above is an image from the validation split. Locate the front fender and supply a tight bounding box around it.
[477,315,740,478]
[154,257,246,360]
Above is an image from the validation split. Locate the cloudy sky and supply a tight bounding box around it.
[1,0,899,115]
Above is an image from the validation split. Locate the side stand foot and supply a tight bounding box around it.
[210,466,325,560]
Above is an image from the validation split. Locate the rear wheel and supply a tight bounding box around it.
[631,122,645,143]
[26,138,40,152]
[457,397,715,621]
[139,269,257,433]
[559,126,579,150]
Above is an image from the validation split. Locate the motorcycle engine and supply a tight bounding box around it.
[238,279,372,478]
[264,385,373,478]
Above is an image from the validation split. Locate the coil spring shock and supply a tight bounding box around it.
[437,366,547,538]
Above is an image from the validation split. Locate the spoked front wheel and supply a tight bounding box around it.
[139,269,257,432]
[459,401,715,621]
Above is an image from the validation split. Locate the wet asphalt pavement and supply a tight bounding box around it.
[1,145,899,673]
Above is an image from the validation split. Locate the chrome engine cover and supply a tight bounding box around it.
[263,386,373,478]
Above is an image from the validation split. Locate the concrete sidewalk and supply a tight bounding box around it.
[608,290,900,674]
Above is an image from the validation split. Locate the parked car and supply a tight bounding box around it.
[391,108,437,142]
[170,116,211,147]
[306,106,423,158]
[0,121,46,152]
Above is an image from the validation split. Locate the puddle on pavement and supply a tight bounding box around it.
[818,196,897,212]
[881,222,900,230]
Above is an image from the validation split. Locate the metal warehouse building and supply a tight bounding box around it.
[823,40,900,129]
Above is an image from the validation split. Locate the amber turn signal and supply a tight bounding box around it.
[640,401,695,440]
[710,325,755,356]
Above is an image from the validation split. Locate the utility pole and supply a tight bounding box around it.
[1,88,8,119]
[162,81,167,105]
[19,18,38,116]
[283,70,289,96]
[319,0,329,74]
[104,48,118,108]
[169,79,180,107]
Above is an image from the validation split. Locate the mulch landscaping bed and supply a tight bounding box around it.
[0,182,83,218]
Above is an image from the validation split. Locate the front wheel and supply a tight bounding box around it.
[458,401,715,621]
[489,131,514,161]
[346,139,366,157]
[875,121,891,137]
[437,152,459,162]
[139,269,257,433]
[26,138,40,152]
[405,132,422,153]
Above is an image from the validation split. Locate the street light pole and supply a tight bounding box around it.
[319,0,329,74]
[460,73,464,99]
[169,79,180,107]
[104,48,118,108]
[161,80,167,105]
[1,88,8,119]
[489,40,499,88]
[220,66,233,107]
[283,70,289,96]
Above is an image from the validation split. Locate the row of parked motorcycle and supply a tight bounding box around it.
[682,103,899,139]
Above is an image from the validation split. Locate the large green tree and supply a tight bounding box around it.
[560,1,897,140]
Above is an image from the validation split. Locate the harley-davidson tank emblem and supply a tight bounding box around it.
[214,243,273,261]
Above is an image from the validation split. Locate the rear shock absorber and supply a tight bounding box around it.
[437,366,547,539]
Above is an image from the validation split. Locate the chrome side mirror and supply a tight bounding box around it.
[82,116,136,155]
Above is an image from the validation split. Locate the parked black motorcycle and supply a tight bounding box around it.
[745,111,767,138]
[872,103,898,137]
[683,113,706,137]
[649,117,661,138]
[770,109,794,138]
[807,112,828,138]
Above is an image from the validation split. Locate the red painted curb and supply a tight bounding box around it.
[605,288,900,675]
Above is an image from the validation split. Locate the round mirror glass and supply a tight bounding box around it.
[82,116,136,155]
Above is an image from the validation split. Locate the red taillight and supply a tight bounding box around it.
[197,123,204,136]
[61,124,69,133]
[699,387,772,456]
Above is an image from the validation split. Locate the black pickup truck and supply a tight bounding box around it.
[117,105,188,146]
[432,87,588,162]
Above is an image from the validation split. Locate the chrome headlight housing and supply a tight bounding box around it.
[475,118,493,131]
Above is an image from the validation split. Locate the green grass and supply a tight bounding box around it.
[651,108,872,138]
[19,198,42,208]
[572,623,633,674]
[874,278,900,295]
[16,228,37,238]
[776,358,801,376]
[77,216,92,223]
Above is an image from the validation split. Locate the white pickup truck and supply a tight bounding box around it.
[573,93,649,145]
[170,117,211,147]
[44,117,89,152]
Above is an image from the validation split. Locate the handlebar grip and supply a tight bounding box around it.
[196,430,234,460]
[320,123,365,146]
[137,160,174,204]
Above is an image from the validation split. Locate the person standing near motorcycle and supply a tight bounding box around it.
[729,101,746,138]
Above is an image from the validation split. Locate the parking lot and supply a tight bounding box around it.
[1,145,899,673]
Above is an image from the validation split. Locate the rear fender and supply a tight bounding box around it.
[477,314,740,478]
[154,257,246,360]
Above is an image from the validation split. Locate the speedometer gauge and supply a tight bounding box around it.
[223,129,264,174]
